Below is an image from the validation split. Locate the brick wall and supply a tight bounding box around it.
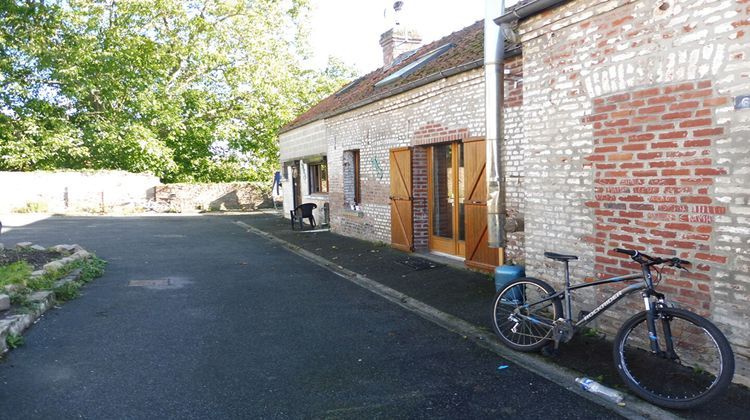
[519,0,750,384]
[584,81,729,315]
[324,58,525,253]
[325,69,486,244]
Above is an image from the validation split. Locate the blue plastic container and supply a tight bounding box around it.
[495,265,525,292]
[495,265,526,304]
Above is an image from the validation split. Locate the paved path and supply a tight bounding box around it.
[0,215,617,418]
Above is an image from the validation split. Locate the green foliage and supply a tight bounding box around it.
[12,201,49,213]
[583,327,602,338]
[0,261,32,287]
[0,0,356,182]
[9,289,31,307]
[77,256,106,283]
[54,281,79,301]
[26,274,55,291]
[6,334,24,349]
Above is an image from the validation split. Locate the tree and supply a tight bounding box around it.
[0,0,355,182]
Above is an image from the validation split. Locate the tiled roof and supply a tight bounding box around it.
[281,20,485,133]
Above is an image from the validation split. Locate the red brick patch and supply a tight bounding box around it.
[586,80,729,311]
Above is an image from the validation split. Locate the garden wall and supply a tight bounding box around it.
[0,171,273,213]
[154,183,272,212]
[0,171,158,213]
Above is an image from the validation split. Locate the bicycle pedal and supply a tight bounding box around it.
[577,310,591,322]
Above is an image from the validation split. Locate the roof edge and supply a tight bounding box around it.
[494,0,570,25]
[280,46,521,134]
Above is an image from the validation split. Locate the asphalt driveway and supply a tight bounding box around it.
[0,215,618,418]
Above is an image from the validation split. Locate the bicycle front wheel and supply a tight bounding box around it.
[614,307,734,409]
[491,277,562,352]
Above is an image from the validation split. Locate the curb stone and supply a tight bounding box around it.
[235,220,680,420]
[0,244,92,355]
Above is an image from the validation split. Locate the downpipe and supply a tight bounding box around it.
[485,0,506,248]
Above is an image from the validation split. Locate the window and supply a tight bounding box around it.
[308,160,328,194]
[374,43,454,87]
[353,150,361,205]
[344,150,361,206]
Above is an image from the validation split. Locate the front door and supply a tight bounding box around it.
[464,137,501,271]
[428,143,465,257]
[390,147,413,252]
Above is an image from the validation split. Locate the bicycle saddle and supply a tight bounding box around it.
[544,252,578,262]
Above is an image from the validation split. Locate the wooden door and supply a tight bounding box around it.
[390,147,413,252]
[427,143,465,257]
[463,138,501,271]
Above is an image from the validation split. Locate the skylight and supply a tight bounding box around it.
[374,43,454,88]
[335,77,363,97]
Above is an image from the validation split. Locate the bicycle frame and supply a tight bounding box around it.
[519,259,661,330]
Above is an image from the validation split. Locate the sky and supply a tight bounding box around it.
[307,0,492,74]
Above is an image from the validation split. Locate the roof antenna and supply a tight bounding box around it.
[393,1,404,26]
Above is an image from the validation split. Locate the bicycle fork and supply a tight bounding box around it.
[643,292,678,360]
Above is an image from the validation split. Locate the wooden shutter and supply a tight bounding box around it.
[389,147,413,252]
[463,138,500,271]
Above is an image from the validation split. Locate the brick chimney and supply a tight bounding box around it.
[380,1,422,67]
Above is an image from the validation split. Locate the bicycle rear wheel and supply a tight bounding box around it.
[614,307,734,409]
[491,277,562,352]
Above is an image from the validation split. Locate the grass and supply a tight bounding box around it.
[0,261,33,287]
[2,255,106,300]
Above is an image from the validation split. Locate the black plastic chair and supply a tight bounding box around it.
[290,203,317,230]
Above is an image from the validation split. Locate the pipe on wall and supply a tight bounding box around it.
[484,0,507,248]
[485,0,569,249]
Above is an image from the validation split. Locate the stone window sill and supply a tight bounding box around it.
[341,208,364,218]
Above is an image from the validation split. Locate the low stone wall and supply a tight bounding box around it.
[154,182,272,212]
[0,171,159,213]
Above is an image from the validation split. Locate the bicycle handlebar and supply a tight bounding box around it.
[615,248,638,257]
[614,248,691,269]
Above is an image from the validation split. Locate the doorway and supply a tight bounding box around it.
[428,142,465,257]
[291,161,302,208]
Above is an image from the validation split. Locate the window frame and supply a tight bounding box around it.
[353,150,361,205]
[308,159,328,194]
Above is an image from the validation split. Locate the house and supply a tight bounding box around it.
[280,0,750,384]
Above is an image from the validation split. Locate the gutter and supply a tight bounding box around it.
[494,0,571,25]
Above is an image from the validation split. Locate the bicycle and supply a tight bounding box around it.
[490,248,734,409]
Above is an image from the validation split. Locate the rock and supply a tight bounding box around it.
[71,250,91,260]
[0,294,9,311]
[29,291,53,303]
[50,244,78,253]
[30,244,46,251]
[43,261,65,272]
[16,242,32,249]
[31,270,45,278]
[3,284,22,294]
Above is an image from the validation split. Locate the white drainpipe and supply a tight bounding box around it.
[485,0,506,248]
